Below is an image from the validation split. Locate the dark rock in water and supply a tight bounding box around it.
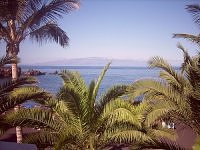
[49,70,58,75]
[0,66,21,78]
[22,69,46,76]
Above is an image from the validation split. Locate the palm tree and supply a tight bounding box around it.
[128,44,200,135]
[173,4,200,45]
[0,0,79,79]
[5,63,129,149]
[0,55,19,67]
[101,97,182,150]
[0,79,51,136]
[5,63,179,149]
[0,56,51,138]
[0,0,79,143]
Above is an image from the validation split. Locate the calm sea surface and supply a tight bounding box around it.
[21,66,160,95]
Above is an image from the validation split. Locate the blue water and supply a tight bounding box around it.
[21,66,159,96]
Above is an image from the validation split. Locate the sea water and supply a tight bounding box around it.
[21,66,159,95]
[20,66,160,107]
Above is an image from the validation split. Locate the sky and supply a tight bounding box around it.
[0,0,199,65]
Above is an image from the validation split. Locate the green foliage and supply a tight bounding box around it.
[0,59,52,137]
[0,81,52,136]
[5,63,181,149]
[4,63,127,149]
[129,45,200,142]
[193,136,200,150]
[0,0,80,57]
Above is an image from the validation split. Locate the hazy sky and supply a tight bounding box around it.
[0,0,199,64]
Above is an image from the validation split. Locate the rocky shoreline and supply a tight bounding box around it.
[22,69,46,76]
[0,67,46,78]
[0,67,21,78]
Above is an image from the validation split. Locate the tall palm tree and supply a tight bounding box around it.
[0,55,19,67]
[0,0,79,79]
[0,0,79,143]
[173,4,200,45]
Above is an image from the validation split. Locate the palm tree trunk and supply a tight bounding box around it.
[11,63,18,80]
[12,62,22,143]
[8,19,23,143]
[14,105,22,143]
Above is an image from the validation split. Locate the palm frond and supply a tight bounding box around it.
[5,108,62,130]
[133,79,185,104]
[148,128,177,141]
[145,108,170,127]
[84,80,95,123]
[0,77,36,95]
[23,130,58,148]
[15,0,28,23]
[29,23,69,47]
[93,62,111,100]
[50,100,81,133]
[107,129,153,144]
[101,99,142,129]
[57,85,84,118]
[20,0,79,33]
[177,44,192,72]
[0,119,12,137]
[0,86,50,114]
[186,4,200,27]
[96,85,127,117]
[135,139,187,150]
[51,100,74,120]
[159,70,188,90]
[9,86,51,102]
[88,80,96,109]
[60,70,88,97]
[131,79,191,121]
[148,56,186,89]
[144,100,177,127]
[173,33,200,45]
[59,70,88,117]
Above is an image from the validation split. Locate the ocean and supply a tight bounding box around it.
[1,66,163,107]
[21,66,159,95]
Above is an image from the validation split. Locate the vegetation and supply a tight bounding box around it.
[5,63,125,149]
[0,2,199,150]
[0,56,51,137]
[173,4,200,45]
[0,0,79,78]
[4,63,180,150]
[128,45,200,134]
[0,55,18,67]
[0,0,79,142]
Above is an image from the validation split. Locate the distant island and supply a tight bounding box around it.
[22,57,182,67]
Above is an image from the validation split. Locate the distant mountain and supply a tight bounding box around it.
[31,57,147,66]
[29,57,181,67]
